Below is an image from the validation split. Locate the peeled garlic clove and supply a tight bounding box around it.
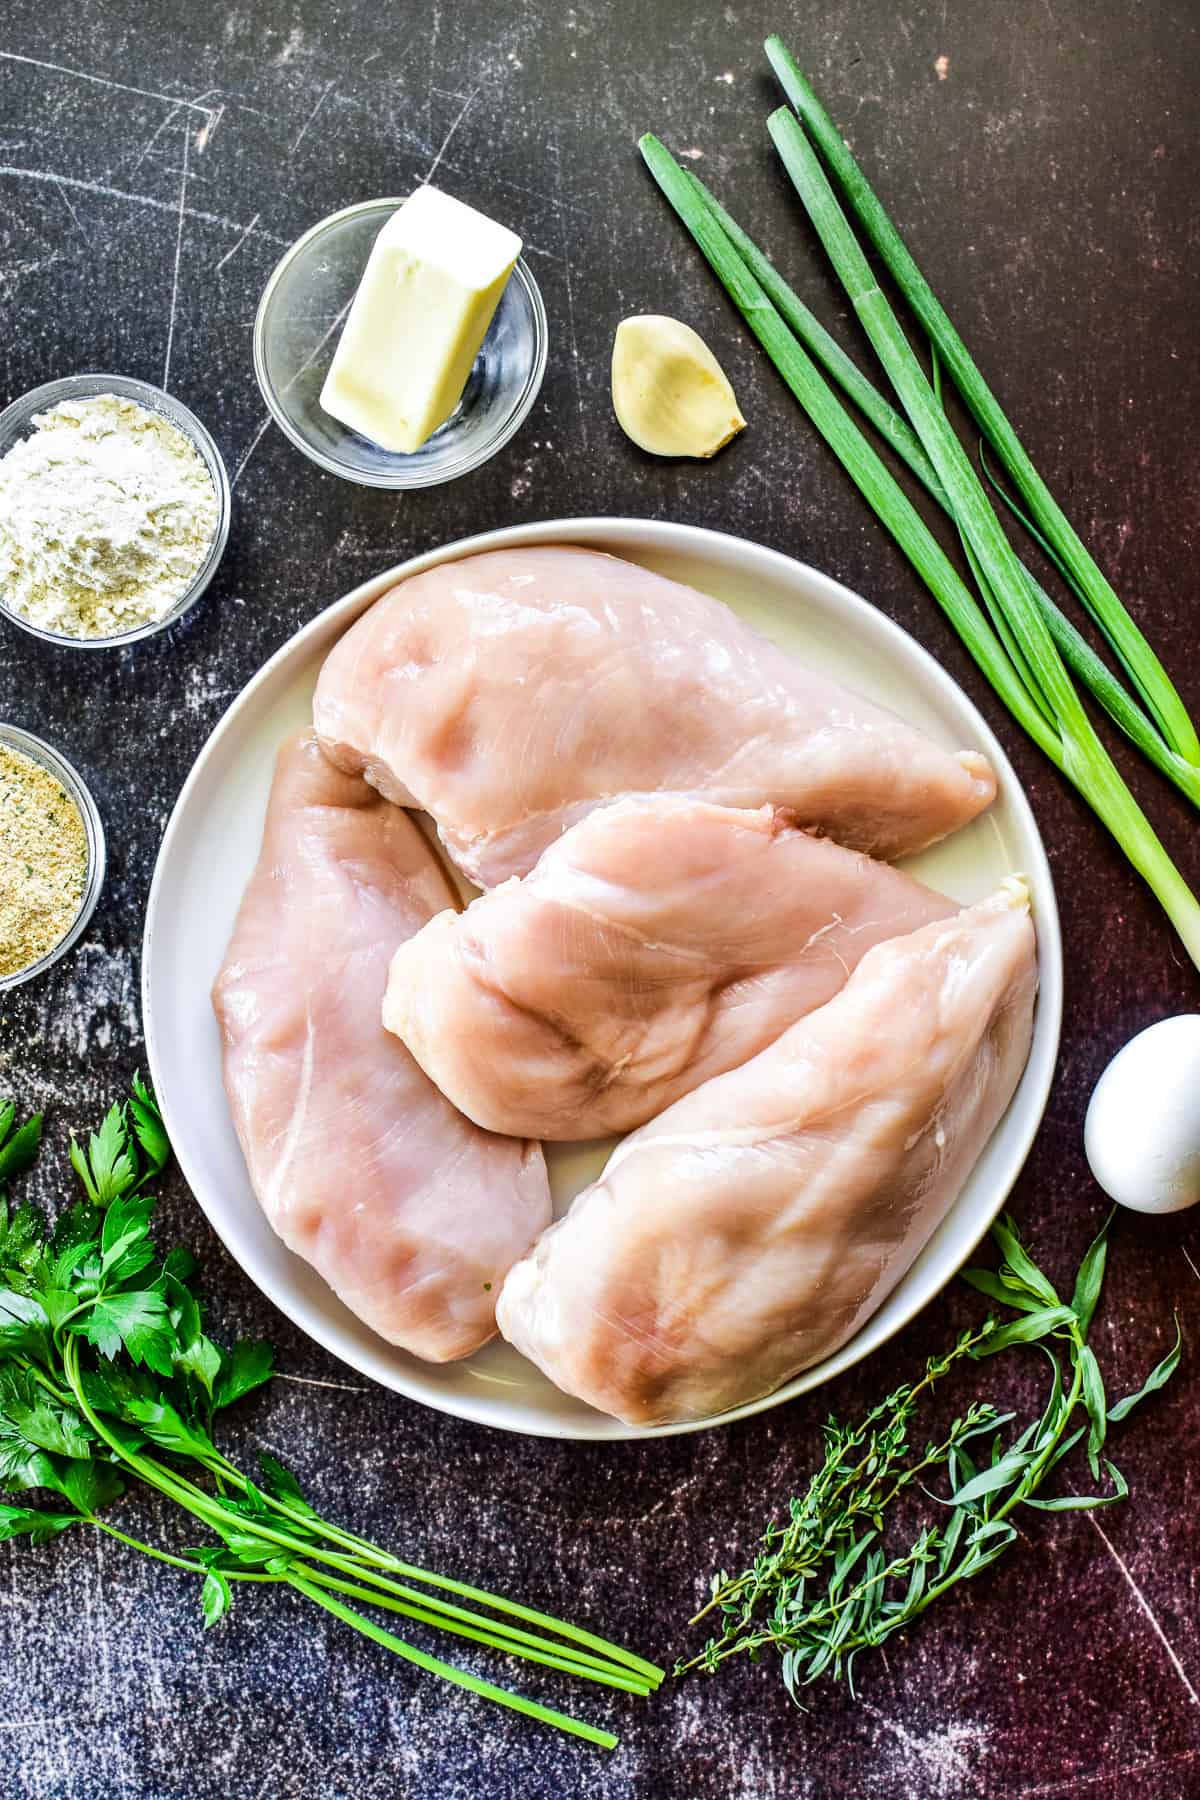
[611,315,746,458]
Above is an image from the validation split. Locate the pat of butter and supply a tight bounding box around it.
[319,186,522,454]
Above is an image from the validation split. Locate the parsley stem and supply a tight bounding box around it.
[286,1575,620,1751]
[296,1568,652,1694]
[60,1341,657,1692]
[2,1083,657,1749]
[338,1561,666,1689]
[89,1519,278,1580]
[191,1444,660,1686]
[22,1358,79,1409]
[296,1568,644,1683]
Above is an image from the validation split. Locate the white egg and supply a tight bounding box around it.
[1084,1014,1200,1214]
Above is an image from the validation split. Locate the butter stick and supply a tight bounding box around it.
[320,186,522,453]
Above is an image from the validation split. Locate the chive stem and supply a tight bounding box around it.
[679,167,943,499]
[640,131,1067,762]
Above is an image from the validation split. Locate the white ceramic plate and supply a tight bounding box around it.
[143,519,1062,1441]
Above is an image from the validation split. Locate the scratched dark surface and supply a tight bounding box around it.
[1,1,1199,1796]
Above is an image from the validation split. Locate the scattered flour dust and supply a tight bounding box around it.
[0,394,218,638]
[45,941,141,1060]
[861,1702,990,1798]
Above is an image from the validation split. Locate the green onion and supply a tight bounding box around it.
[766,103,1107,740]
[764,34,1200,769]
[638,132,1200,970]
[639,133,1064,752]
[680,168,941,498]
[679,166,1200,805]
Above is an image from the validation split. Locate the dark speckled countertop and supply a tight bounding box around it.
[2,3,1199,1796]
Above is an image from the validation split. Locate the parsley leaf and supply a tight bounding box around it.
[99,1193,156,1286]
[259,1453,315,1514]
[0,1499,81,1544]
[0,1402,59,1491]
[177,1333,222,1399]
[0,1376,93,1462]
[0,1109,42,1184]
[77,1362,157,1416]
[0,1195,47,1286]
[60,1458,125,1516]
[70,1104,136,1206]
[129,1075,171,1177]
[213,1340,274,1411]
[201,1566,233,1627]
[163,1246,198,1286]
[0,1290,52,1364]
[79,1288,176,1377]
[51,1199,106,1261]
[49,1240,100,1291]
[119,1394,216,1462]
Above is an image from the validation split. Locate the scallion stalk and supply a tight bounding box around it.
[763,104,1200,958]
[638,132,1200,970]
[639,131,1063,755]
[679,168,941,498]
[679,164,1200,803]
[764,33,1200,768]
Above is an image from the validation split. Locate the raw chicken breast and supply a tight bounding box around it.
[212,730,551,1362]
[313,546,995,886]
[497,883,1037,1425]
[383,795,956,1139]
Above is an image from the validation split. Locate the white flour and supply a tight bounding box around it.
[0,393,219,638]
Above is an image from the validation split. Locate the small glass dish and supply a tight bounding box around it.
[253,196,549,489]
[0,722,106,990]
[0,373,231,649]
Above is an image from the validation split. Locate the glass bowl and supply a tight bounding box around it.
[0,723,106,990]
[0,373,231,649]
[252,196,549,489]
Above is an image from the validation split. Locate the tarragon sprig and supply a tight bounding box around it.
[0,1084,661,1749]
[677,1212,1180,1699]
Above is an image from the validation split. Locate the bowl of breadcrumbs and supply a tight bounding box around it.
[0,725,105,988]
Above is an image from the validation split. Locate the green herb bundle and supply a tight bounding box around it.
[679,1214,1179,1697]
[0,1087,661,1749]
[639,43,1200,969]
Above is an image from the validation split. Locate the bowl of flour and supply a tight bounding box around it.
[0,373,230,648]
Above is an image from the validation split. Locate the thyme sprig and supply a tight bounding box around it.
[678,1213,1180,1699]
[0,1085,661,1749]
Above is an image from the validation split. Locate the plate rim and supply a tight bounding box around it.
[143,515,1063,1440]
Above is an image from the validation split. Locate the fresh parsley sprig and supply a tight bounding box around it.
[0,1084,662,1749]
[678,1212,1180,1699]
